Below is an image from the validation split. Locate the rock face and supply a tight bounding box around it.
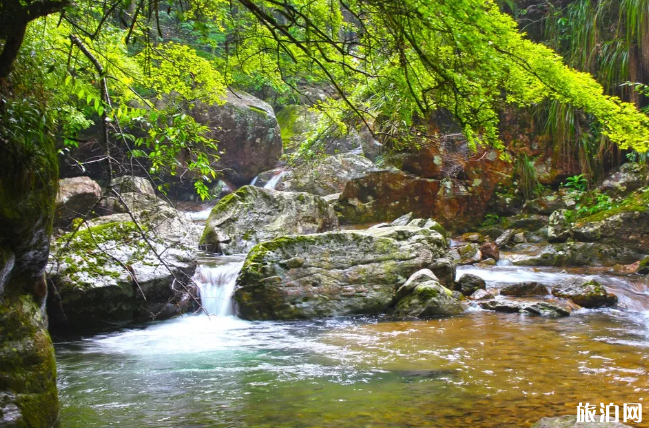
[392,270,464,318]
[456,274,486,296]
[0,135,59,426]
[276,154,374,196]
[234,222,453,320]
[552,278,617,308]
[55,176,102,227]
[200,186,339,254]
[47,196,200,332]
[191,90,283,185]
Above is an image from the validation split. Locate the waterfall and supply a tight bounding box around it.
[193,257,245,316]
[249,175,259,186]
[263,170,287,190]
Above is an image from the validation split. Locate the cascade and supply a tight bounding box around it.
[263,170,287,190]
[192,256,245,316]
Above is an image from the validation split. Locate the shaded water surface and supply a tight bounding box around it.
[56,308,649,427]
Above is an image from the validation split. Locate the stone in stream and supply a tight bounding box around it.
[495,229,516,248]
[469,289,494,300]
[55,176,103,228]
[552,278,618,308]
[200,185,339,254]
[461,232,485,243]
[392,270,464,319]
[508,242,645,267]
[479,241,500,261]
[532,415,631,427]
[233,221,454,320]
[500,282,549,297]
[479,300,571,317]
[451,243,482,265]
[455,273,486,296]
[47,196,201,332]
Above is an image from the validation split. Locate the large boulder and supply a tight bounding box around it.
[455,274,486,296]
[552,278,618,308]
[191,90,283,185]
[110,175,155,196]
[275,153,375,196]
[233,222,453,320]
[507,242,645,267]
[46,197,201,332]
[55,176,102,227]
[200,185,339,254]
[392,270,464,318]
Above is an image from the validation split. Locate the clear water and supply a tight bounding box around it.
[193,255,246,316]
[55,266,649,427]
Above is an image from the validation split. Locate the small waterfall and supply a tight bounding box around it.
[264,170,287,190]
[250,175,259,186]
[193,257,245,316]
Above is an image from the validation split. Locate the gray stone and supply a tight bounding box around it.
[508,242,645,267]
[234,222,451,320]
[547,209,572,243]
[469,289,494,300]
[552,278,618,308]
[200,185,339,254]
[495,229,516,248]
[456,273,486,296]
[110,175,155,196]
[599,162,648,197]
[479,299,571,317]
[392,271,464,319]
[55,176,103,227]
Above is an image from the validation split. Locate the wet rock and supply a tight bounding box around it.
[508,242,645,267]
[547,209,572,243]
[55,176,102,227]
[234,221,451,320]
[111,175,155,196]
[462,232,485,243]
[479,299,571,317]
[392,271,464,319]
[191,90,282,185]
[500,282,548,297]
[495,229,517,248]
[456,273,486,296]
[552,278,618,308]
[276,154,374,196]
[480,242,500,261]
[469,289,494,300]
[599,162,648,198]
[476,258,497,267]
[200,186,339,254]
[47,216,199,332]
[452,243,482,265]
[532,415,631,427]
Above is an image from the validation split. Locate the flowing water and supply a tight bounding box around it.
[55,261,649,427]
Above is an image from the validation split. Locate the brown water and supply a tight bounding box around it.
[55,266,649,427]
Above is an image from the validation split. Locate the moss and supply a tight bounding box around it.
[576,190,649,225]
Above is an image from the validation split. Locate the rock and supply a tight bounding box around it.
[479,242,500,261]
[200,186,339,254]
[548,209,572,243]
[1,133,59,426]
[323,193,341,204]
[391,212,414,226]
[456,273,486,296]
[47,216,199,332]
[392,271,463,319]
[532,415,631,427]
[638,258,649,275]
[495,229,516,248]
[552,278,618,308]
[191,90,283,185]
[233,221,452,320]
[500,282,548,297]
[476,258,497,267]
[469,289,494,300]
[508,242,646,267]
[523,194,572,215]
[507,213,549,231]
[599,162,648,197]
[512,232,526,243]
[55,176,102,227]
[276,154,374,196]
[111,175,155,196]
[452,243,482,265]
[461,232,485,243]
[569,190,649,252]
[479,300,571,317]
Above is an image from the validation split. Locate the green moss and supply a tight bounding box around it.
[576,190,649,225]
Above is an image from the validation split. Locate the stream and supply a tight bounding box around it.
[54,257,649,427]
